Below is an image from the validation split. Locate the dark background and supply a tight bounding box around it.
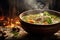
[0,0,60,16]
[0,0,9,16]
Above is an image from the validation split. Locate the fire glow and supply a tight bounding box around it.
[0,16,20,28]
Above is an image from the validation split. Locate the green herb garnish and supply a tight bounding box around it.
[46,18,52,24]
[12,31,19,37]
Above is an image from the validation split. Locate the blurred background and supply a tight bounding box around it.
[0,0,60,40]
[0,0,60,17]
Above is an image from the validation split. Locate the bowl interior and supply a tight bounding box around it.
[19,9,60,25]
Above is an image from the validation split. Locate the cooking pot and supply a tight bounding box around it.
[19,9,60,35]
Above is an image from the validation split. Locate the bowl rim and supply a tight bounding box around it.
[19,9,60,26]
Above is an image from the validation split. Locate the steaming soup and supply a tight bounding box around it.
[22,11,60,25]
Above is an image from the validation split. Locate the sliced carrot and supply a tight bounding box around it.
[29,19,34,23]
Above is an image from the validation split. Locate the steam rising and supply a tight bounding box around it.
[24,0,49,10]
[9,0,49,15]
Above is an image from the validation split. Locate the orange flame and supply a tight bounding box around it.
[0,16,20,28]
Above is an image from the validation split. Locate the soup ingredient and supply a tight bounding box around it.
[45,17,52,24]
[28,19,34,23]
[22,11,60,25]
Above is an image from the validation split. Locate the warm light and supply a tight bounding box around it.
[6,23,15,28]
[10,23,15,28]
[16,21,19,24]
[0,16,20,28]
[3,23,6,26]
[0,16,4,21]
